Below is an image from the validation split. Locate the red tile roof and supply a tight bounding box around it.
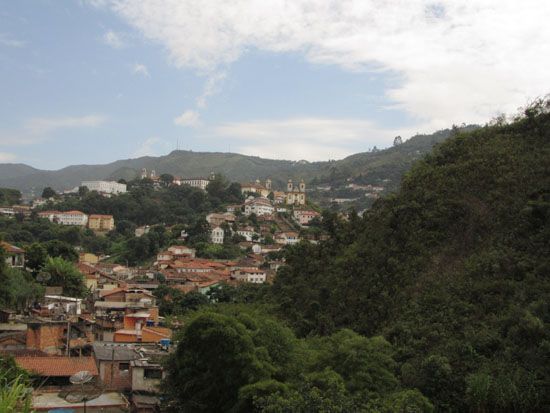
[0,241,24,254]
[15,356,98,377]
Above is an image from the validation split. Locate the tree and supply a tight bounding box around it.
[393,135,403,146]
[25,243,47,274]
[78,186,89,197]
[41,187,57,199]
[160,173,175,187]
[41,257,87,297]
[163,312,273,412]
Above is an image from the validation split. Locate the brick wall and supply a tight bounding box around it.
[26,324,65,354]
[99,360,132,391]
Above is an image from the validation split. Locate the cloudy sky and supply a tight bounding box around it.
[1,1,549,169]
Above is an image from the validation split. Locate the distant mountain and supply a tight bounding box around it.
[0,126,477,196]
[0,163,40,180]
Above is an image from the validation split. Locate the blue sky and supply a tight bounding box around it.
[0,1,548,169]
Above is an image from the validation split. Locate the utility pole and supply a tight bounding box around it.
[66,319,71,356]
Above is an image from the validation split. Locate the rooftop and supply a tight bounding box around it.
[32,391,128,410]
[15,356,98,377]
[92,342,140,361]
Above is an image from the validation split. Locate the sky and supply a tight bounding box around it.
[0,1,549,170]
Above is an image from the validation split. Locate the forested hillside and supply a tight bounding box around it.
[158,102,549,412]
[270,102,550,410]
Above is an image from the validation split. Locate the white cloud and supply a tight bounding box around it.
[0,33,25,48]
[0,115,106,145]
[93,0,550,128]
[132,137,171,157]
[103,30,125,48]
[213,117,395,161]
[0,152,16,162]
[196,71,226,108]
[132,63,150,77]
[174,110,200,127]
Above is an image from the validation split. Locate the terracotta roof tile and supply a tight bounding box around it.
[15,356,98,377]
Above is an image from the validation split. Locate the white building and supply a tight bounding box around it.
[244,197,274,216]
[38,210,88,226]
[181,177,211,190]
[81,180,127,195]
[236,226,257,242]
[58,210,88,226]
[231,267,267,284]
[275,231,300,245]
[210,227,224,244]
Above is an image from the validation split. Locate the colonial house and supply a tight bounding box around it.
[236,226,257,242]
[1,241,25,268]
[293,209,321,225]
[244,197,274,216]
[180,177,211,190]
[231,267,267,284]
[211,227,224,244]
[81,180,127,195]
[275,231,300,245]
[88,214,115,232]
[241,179,271,197]
[38,210,89,226]
[206,212,236,227]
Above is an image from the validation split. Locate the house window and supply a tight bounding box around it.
[119,362,130,372]
[144,368,163,379]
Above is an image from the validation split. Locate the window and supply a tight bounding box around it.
[144,368,163,379]
[119,362,130,372]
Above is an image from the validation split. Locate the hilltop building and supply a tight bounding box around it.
[241,179,271,197]
[81,180,127,195]
[181,177,211,190]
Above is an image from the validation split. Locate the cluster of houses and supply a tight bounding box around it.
[155,244,274,286]
[0,237,286,411]
[203,177,321,247]
[0,245,175,411]
[241,178,308,206]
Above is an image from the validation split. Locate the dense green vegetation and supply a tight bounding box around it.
[162,103,550,412]
[0,246,44,311]
[0,356,33,413]
[0,188,21,206]
[269,103,550,411]
[163,306,433,412]
[0,174,246,266]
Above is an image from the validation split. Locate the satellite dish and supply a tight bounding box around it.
[70,370,93,385]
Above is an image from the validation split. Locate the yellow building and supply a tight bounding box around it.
[79,252,99,264]
[241,179,271,198]
[88,214,115,232]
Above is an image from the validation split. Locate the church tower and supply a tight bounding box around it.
[299,179,306,192]
[265,179,272,190]
[287,179,293,192]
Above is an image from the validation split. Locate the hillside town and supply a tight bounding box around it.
[0,174,325,412]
